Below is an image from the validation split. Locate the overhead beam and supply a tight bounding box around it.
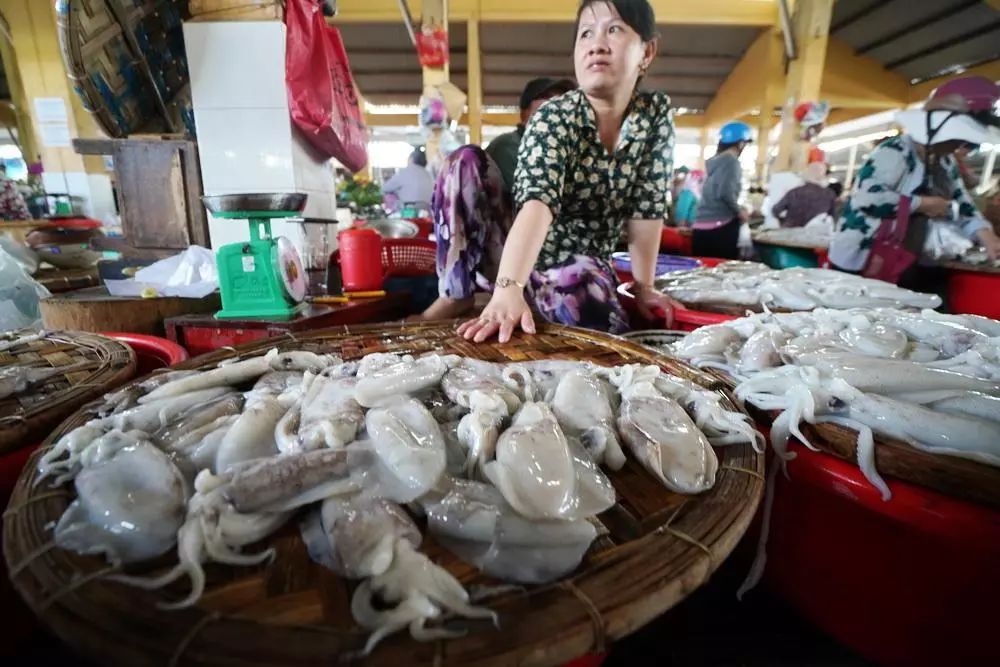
[821,38,909,109]
[703,28,784,127]
[908,59,1000,104]
[333,0,778,25]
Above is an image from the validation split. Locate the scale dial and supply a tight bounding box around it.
[273,237,307,303]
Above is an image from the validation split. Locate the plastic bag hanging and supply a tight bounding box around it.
[285,0,368,172]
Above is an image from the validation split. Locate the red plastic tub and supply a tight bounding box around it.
[947,267,1000,319]
[102,332,189,377]
[660,226,692,254]
[765,441,1000,667]
[617,281,738,332]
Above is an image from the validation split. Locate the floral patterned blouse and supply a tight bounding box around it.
[829,135,988,271]
[513,89,675,270]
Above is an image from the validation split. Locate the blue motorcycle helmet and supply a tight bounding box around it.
[719,121,754,145]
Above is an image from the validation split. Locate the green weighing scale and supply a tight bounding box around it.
[202,193,310,320]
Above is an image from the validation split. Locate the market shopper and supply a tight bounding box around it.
[485,77,577,194]
[672,168,704,226]
[771,162,837,228]
[829,76,1000,284]
[381,148,434,214]
[418,0,678,341]
[691,121,753,259]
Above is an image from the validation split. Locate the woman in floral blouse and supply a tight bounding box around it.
[418,0,676,342]
[829,76,1000,278]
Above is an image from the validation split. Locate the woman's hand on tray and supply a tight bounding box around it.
[634,283,679,328]
[457,288,536,343]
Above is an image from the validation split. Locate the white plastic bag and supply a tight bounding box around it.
[0,246,50,332]
[104,246,219,298]
[737,222,754,259]
[0,233,39,275]
[923,222,973,260]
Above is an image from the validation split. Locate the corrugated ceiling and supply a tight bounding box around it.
[341,22,761,111]
[832,0,1000,82]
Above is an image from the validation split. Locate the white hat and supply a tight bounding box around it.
[896,109,1000,145]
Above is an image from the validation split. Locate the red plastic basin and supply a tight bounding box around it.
[660,226,692,254]
[102,332,188,377]
[947,268,1000,319]
[617,281,738,332]
[766,441,1000,667]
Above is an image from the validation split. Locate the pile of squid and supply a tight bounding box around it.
[670,308,1000,500]
[653,263,942,312]
[35,347,760,654]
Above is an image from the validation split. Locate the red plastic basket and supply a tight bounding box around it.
[381,238,437,278]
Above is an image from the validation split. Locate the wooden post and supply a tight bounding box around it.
[467,15,483,146]
[773,0,834,173]
[698,127,710,169]
[422,0,448,165]
[979,146,997,195]
[844,143,859,190]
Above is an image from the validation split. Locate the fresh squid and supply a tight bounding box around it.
[423,478,599,585]
[365,398,447,502]
[613,369,718,494]
[552,368,626,470]
[54,442,188,564]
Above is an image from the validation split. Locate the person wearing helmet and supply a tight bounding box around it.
[692,121,753,258]
[829,75,1000,283]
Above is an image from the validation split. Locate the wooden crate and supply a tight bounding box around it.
[189,0,284,20]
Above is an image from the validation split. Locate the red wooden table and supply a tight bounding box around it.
[164,294,411,358]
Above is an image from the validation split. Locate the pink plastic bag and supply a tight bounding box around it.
[286,0,368,172]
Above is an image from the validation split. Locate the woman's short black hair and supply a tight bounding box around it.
[410,148,428,167]
[717,141,746,154]
[575,0,658,42]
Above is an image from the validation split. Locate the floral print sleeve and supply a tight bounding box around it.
[514,102,572,218]
[844,137,911,227]
[947,160,989,239]
[630,94,675,220]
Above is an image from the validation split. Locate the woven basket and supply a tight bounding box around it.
[0,330,135,455]
[3,322,763,667]
[56,0,193,138]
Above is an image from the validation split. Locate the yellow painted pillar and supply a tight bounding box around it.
[0,0,106,176]
[755,27,786,184]
[697,127,710,169]
[773,0,834,173]
[422,0,448,165]
[0,19,39,168]
[467,15,483,146]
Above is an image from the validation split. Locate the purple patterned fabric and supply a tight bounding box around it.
[432,145,629,333]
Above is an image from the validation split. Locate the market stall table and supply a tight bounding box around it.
[751,232,828,269]
[164,294,411,357]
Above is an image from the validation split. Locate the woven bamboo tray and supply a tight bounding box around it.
[4,322,764,667]
[0,330,135,455]
[702,369,1000,510]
